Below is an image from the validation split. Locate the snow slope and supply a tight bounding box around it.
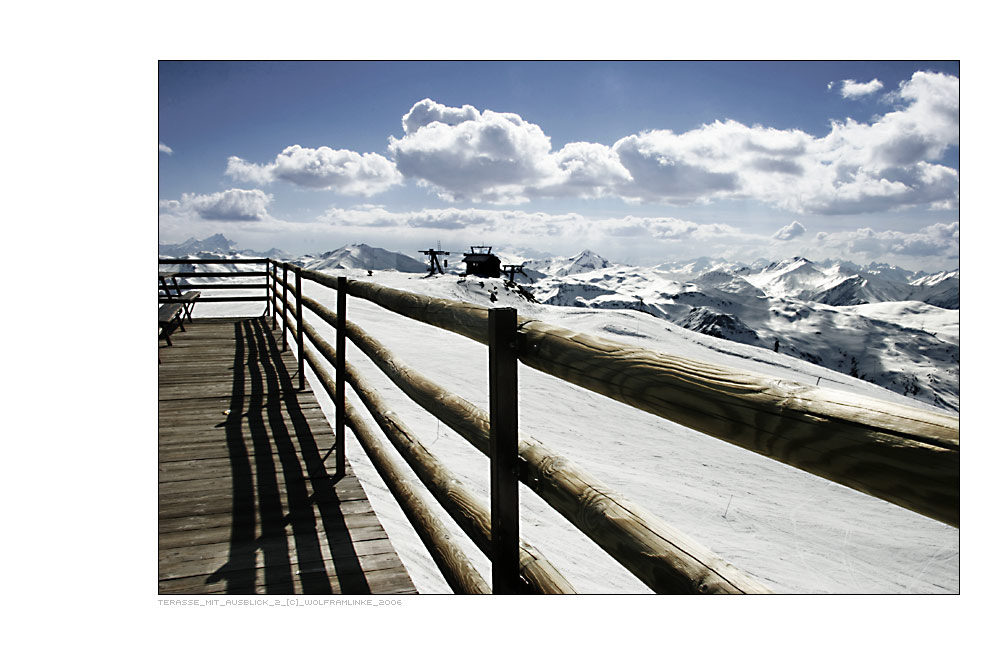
[529,259,959,412]
[188,268,958,594]
[298,243,427,273]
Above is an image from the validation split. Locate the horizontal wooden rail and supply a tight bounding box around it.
[274,282,574,593]
[302,345,489,594]
[167,283,269,290]
[159,257,271,265]
[299,292,769,593]
[158,271,268,278]
[302,319,576,594]
[158,295,267,303]
[294,266,959,528]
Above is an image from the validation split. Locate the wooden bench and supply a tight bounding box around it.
[159,273,201,323]
[158,304,184,346]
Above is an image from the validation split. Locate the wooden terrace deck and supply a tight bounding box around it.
[158,316,417,594]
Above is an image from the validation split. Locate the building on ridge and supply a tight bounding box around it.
[462,245,502,278]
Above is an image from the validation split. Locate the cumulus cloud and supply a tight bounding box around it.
[402,98,480,135]
[548,141,632,197]
[773,220,806,241]
[614,71,958,213]
[839,78,884,99]
[809,221,958,259]
[388,72,957,214]
[316,205,754,249]
[321,205,578,237]
[388,99,562,203]
[227,145,403,196]
[159,142,173,155]
[388,98,636,203]
[601,215,741,240]
[160,188,273,222]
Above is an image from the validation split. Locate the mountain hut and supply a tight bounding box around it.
[462,245,502,278]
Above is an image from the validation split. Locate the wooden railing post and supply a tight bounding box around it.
[336,277,347,478]
[296,267,305,391]
[282,263,289,352]
[488,307,519,594]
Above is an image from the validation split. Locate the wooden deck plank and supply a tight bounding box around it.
[158,316,416,595]
[159,530,399,568]
[160,561,415,595]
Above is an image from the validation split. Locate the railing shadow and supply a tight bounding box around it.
[206,317,369,593]
[250,318,371,593]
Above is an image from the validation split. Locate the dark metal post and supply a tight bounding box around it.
[265,260,272,321]
[282,263,289,351]
[270,262,277,328]
[488,307,519,593]
[336,277,347,478]
[296,267,305,391]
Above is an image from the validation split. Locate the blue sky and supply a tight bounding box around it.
[159,61,959,270]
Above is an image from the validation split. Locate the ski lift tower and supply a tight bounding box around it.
[501,263,526,283]
[419,247,450,276]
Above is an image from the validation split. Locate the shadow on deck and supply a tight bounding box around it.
[158,316,416,594]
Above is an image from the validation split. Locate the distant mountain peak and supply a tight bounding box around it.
[300,243,426,274]
[159,233,237,257]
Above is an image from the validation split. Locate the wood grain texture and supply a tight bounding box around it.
[295,267,959,527]
[515,320,959,527]
[303,346,490,594]
[299,294,769,594]
[158,316,416,595]
[304,321,576,594]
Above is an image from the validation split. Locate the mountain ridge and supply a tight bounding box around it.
[157,236,958,409]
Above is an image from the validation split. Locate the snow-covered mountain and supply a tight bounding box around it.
[183,262,958,594]
[159,234,291,260]
[159,237,959,411]
[513,249,612,280]
[158,233,238,257]
[908,270,960,309]
[296,243,427,273]
[526,254,959,412]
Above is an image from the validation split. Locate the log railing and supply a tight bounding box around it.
[268,265,577,594]
[294,268,960,528]
[269,263,778,594]
[208,257,957,594]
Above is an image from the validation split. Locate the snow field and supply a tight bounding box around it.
[184,272,958,594]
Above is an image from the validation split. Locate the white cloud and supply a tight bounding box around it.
[387,72,957,214]
[321,205,578,236]
[388,100,562,203]
[160,188,273,222]
[614,72,958,213]
[401,98,480,135]
[316,205,752,248]
[227,145,403,196]
[806,222,958,260]
[773,220,806,241]
[600,215,742,240]
[224,156,273,186]
[546,141,632,197]
[159,142,173,155]
[159,195,958,270]
[839,78,884,99]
